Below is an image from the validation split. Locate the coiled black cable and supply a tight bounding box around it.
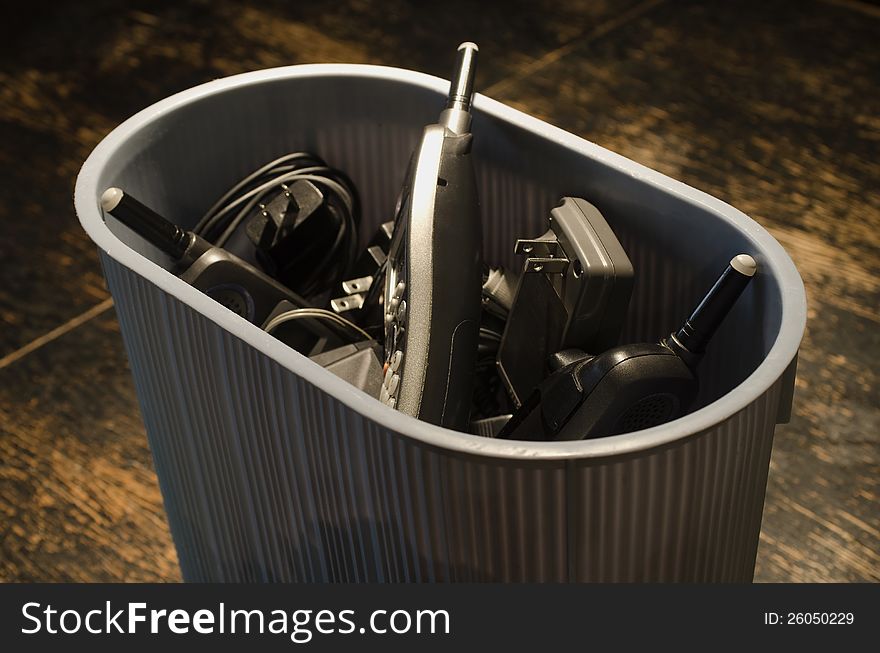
[193,152,361,299]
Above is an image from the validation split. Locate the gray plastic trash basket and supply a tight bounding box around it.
[75,64,806,582]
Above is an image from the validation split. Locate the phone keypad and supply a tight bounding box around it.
[381,279,406,407]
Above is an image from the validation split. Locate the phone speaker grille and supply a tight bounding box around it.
[615,393,678,434]
[206,285,253,320]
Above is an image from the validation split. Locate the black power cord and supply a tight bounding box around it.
[193,152,361,299]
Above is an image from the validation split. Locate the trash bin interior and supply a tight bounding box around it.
[93,70,788,423]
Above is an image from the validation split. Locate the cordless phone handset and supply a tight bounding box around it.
[380,43,484,431]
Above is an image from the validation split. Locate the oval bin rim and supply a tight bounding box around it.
[74,63,807,462]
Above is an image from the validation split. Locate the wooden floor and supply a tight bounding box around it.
[0,0,877,582]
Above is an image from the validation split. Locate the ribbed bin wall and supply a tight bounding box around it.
[102,258,785,581]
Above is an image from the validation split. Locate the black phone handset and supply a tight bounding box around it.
[380,43,484,430]
[100,188,364,353]
[498,254,758,440]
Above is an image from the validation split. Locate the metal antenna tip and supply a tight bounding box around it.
[101,187,124,212]
[446,42,479,112]
[730,253,757,276]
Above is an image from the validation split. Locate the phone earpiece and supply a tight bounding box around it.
[498,254,757,441]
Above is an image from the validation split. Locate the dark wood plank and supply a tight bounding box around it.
[0,310,180,581]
